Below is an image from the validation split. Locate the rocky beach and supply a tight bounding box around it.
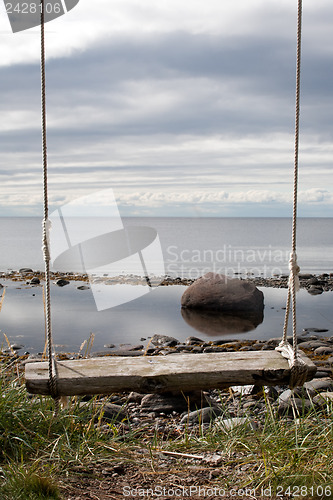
[1,267,333,290]
[1,269,333,498]
[2,267,333,421]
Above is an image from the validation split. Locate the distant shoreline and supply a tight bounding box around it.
[1,269,333,291]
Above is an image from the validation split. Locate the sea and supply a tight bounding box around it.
[0,217,332,353]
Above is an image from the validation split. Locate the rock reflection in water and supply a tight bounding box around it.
[181,308,264,336]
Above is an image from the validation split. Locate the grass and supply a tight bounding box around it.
[0,354,333,499]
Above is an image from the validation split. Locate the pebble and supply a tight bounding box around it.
[141,394,191,414]
[55,279,70,287]
[303,327,329,333]
[313,346,333,355]
[94,403,128,423]
[278,397,312,416]
[214,417,257,432]
[303,378,333,395]
[298,341,328,350]
[180,406,224,425]
[19,268,33,274]
[10,344,24,350]
[203,346,227,353]
[185,336,204,345]
[151,334,179,347]
[312,392,333,407]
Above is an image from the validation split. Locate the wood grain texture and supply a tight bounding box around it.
[25,351,317,396]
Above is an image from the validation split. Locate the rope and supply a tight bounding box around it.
[40,0,60,413]
[276,0,308,389]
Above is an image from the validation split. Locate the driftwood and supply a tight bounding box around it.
[25,350,317,396]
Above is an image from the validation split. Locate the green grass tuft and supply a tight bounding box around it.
[1,355,333,497]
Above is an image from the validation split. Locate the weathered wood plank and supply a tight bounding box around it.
[25,351,317,396]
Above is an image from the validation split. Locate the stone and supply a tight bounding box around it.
[298,341,328,350]
[299,274,314,280]
[55,279,70,287]
[303,378,333,395]
[91,350,143,357]
[77,285,90,290]
[214,417,257,432]
[278,395,312,416]
[96,403,128,423]
[127,392,144,404]
[10,343,24,350]
[315,371,332,378]
[19,268,33,274]
[185,336,204,345]
[307,286,323,295]
[203,346,227,353]
[141,392,212,414]
[312,392,333,407]
[104,344,115,349]
[119,344,144,352]
[303,328,329,333]
[30,277,40,285]
[313,346,333,356]
[189,346,204,353]
[268,336,300,345]
[150,334,179,347]
[180,406,224,425]
[278,388,307,403]
[141,394,190,414]
[211,339,238,345]
[181,273,264,314]
[230,385,254,396]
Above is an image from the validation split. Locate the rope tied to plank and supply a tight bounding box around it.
[275,0,308,390]
[40,0,60,413]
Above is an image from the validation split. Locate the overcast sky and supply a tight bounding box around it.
[0,0,332,217]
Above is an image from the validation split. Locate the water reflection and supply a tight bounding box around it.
[0,282,332,353]
[181,308,264,335]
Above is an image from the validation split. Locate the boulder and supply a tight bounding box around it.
[181,273,264,315]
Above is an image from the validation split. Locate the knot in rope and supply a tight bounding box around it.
[42,218,51,262]
[276,340,308,389]
[288,251,300,292]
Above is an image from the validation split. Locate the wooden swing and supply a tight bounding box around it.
[25,0,316,401]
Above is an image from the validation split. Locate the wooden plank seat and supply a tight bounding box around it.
[25,350,317,396]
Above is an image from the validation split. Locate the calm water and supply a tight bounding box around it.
[0,217,332,352]
[1,279,332,354]
[0,217,332,277]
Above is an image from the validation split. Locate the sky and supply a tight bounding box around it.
[0,0,332,218]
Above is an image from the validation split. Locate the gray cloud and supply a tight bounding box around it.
[1,14,332,216]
